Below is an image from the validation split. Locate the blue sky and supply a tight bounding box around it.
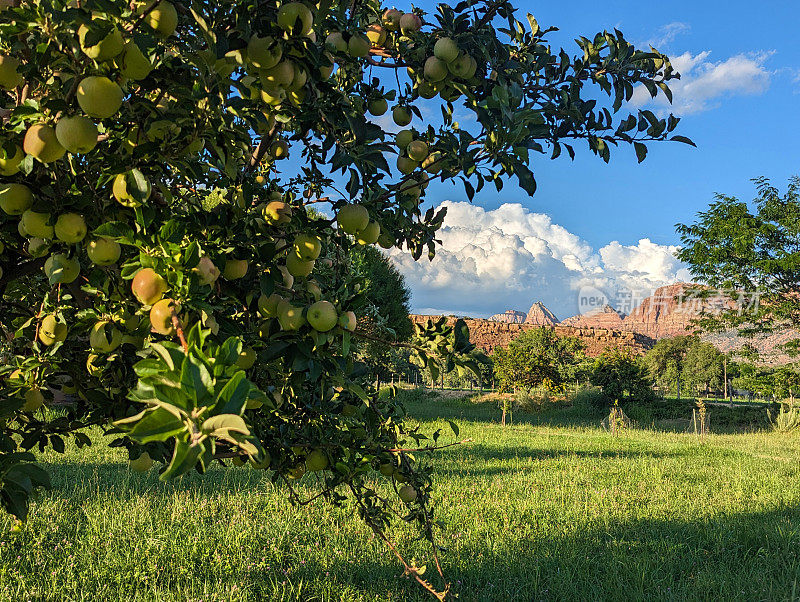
[413,0,799,249]
[380,1,800,318]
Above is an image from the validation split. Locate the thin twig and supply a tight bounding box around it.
[386,438,473,453]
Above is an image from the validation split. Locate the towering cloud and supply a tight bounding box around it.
[388,201,693,318]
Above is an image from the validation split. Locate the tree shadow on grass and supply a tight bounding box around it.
[309,505,800,601]
[20,461,800,601]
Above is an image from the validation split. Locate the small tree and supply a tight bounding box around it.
[493,328,585,394]
[590,348,652,402]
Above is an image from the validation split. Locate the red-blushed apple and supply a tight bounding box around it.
[150,298,179,335]
[338,310,357,332]
[131,268,167,305]
[24,123,65,163]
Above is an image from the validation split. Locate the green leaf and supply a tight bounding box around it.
[215,371,251,415]
[125,407,186,443]
[160,438,206,480]
[179,351,214,407]
[634,142,647,163]
[201,414,250,437]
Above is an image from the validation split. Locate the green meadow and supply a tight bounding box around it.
[3,391,800,601]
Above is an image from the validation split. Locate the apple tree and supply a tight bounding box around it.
[0,0,689,596]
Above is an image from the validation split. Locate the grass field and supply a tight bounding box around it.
[3,391,800,601]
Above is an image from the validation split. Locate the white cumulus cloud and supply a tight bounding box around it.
[631,50,773,114]
[388,201,693,319]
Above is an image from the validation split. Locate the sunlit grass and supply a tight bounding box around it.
[3,392,800,601]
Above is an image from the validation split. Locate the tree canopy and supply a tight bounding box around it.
[493,327,586,393]
[590,348,652,402]
[676,176,800,357]
[0,0,687,594]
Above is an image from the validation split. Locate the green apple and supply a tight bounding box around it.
[379,462,395,476]
[305,449,329,472]
[286,253,314,278]
[392,106,412,126]
[44,253,80,284]
[278,265,294,288]
[89,320,123,353]
[129,451,154,472]
[377,232,395,249]
[117,41,152,80]
[293,233,321,261]
[382,8,402,31]
[144,0,178,37]
[306,280,322,301]
[0,54,22,89]
[21,388,44,412]
[55,115,98,154]
[236,347,257,369]
[261,61,295,87]
[288,66,308,90]
[416,80,439,99]
[366,23,386,46]
[336,203,369,234]
[277,301,305,331]
[223,259,249,280]
[150,298,178,335]
[368,97,388,116]
[338,310,357,332]
[276,2,314,37]
[423,56,448,82]
[434,37,459,63]
[260,85,286,107]
[306,300,337,332]
[87,237,121,265]
[395,129,414,150]
[422,151,443,173]
[131,267,167,305]
[406,140,429,162]
[268,138,289,160]
[263,201,292,227]
[77,76,123,119]
[113,171,152,207]
[258,292,284,317]
[248,35,282,70]
[447,52,472,78]
[399,13,422,35]
[192,255,220,285]
[0,144,23,176]
[348,33,371,58]
[0,183,32,215]
[78,21,123,61]
[23,123,65,163]
[28,237,50,258]
[54,213,87,243]
[39,314,67,346]
[21,210,53,239]
[396,155,418,175]
[398,485,417,503]
[325,32,348,53]
[319,51,335,78]
[356,221,380,245]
